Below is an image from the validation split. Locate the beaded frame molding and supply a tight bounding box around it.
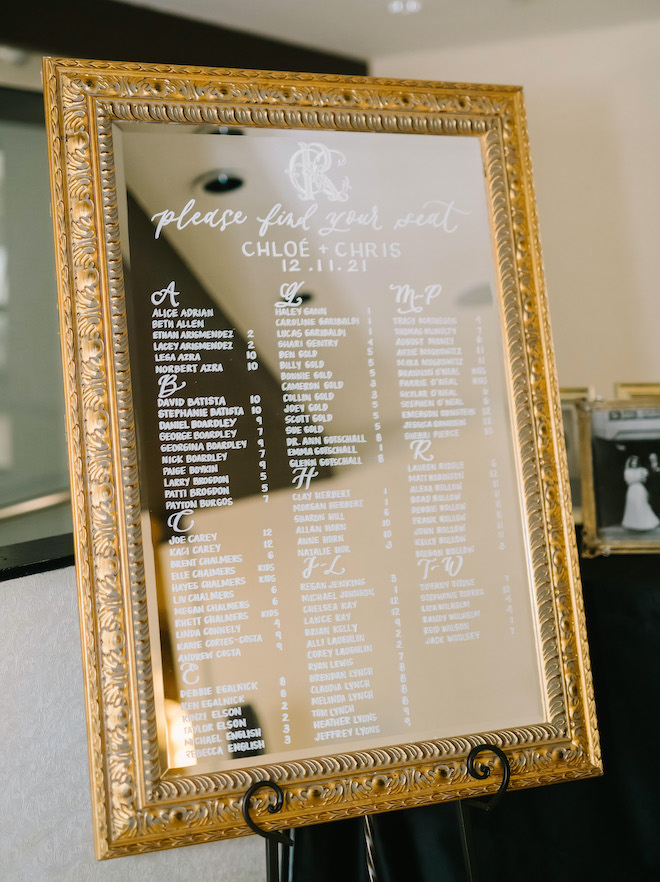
[43,57,601,859]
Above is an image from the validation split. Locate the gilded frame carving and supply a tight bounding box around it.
[43,57,600,859]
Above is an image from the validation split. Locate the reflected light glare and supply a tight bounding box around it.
[387,0,423,14]
[164,699,197,768]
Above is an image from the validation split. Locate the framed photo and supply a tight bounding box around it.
[580,398,660,554]
[614,382,660,399]
[560,388,595,523]
[44,58,600,858]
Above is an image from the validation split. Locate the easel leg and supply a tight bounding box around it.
[455,744,511,882]
[363,814,378,882]
[266,838,279,882]
[242,780,294,882]
[456,801,480,882]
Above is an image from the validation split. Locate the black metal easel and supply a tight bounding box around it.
[357,743,511,882]
[456,744,511,882]
[242,744,510,882]
[242,781,294,882]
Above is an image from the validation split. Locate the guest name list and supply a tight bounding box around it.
[124,130,543,771]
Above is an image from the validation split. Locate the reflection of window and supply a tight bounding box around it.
[0,149,7,368]
[0,86,72,545]
[0,147,10,470]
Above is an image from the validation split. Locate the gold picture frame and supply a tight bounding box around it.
[580,397,660,555]
[614,382,660,400]
[44,57,600,859]
[560,388,595,523]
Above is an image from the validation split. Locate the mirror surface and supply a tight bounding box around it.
[0,88,71,547]
[116,124,544,773]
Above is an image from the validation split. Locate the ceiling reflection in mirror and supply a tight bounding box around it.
[114,124,544,775]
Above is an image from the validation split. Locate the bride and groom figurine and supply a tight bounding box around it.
[621,452,660,532]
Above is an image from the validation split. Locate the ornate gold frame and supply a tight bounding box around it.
[44,57,600,859]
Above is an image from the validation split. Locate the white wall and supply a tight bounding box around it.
[372,19,660,399]
[0,566,262,881]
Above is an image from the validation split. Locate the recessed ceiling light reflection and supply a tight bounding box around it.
[195,125,245,136]
[195,170,244,194]
[387,0,422,14]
